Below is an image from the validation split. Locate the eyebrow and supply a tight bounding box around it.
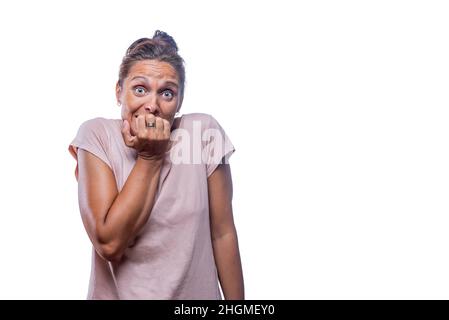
[130,76,179,88]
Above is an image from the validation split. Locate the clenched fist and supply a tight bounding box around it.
[121,114,171,161]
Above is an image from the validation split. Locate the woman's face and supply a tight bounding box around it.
[116,59,182,135]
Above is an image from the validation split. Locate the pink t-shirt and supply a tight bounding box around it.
[68,113,235,299]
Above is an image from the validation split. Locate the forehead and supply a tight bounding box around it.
[127,60,178,81]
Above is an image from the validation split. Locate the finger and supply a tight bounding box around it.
[121,120,136,147]
[136,115,147,138]
[145,113,156,129]
[155,117,164,134]
[162,119,171,138]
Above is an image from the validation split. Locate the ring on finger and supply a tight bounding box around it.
[145,122,156,128]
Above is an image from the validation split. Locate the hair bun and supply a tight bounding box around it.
[152,30,178,52]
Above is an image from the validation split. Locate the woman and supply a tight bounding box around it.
[68,30,244,300]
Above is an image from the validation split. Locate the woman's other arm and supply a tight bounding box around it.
[208,164,245,300]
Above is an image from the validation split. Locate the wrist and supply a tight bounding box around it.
[136,153,164,166]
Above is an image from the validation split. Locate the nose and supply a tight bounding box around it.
[143,95,160,115]
[145,105,156,113]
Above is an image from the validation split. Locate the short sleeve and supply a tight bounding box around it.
[203,115,235,177]
[68,118,112,181]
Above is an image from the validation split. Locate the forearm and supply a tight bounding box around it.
[212,232,245,300]
[99,157,163,253]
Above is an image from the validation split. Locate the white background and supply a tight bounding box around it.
[0,0,448,299]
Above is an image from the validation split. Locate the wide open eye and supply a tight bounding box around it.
[133,86,147,96]
[162,89,174,99]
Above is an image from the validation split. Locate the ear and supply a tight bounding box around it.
[116,81,122,105]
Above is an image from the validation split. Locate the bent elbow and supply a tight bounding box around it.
[97,241,124,263]
[92,225,124,263]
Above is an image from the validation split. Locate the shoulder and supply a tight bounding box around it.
[79,117,117,130]
[181,112,214,123]
[179,113,223,131]
[77,117,121,138]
